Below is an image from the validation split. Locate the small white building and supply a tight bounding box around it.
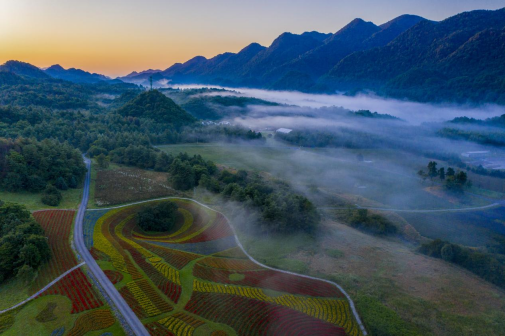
[276,128,293,134]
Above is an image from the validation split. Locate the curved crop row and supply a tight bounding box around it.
[37,268,103,314]
[119,286,147,319]
[137,242,201,270]
[31,210,77,293]
[145,322,175,336]
[193,279,360,335]
[197,257,264,271]
[128,247,182,303]
[93,208,142,279]
[125,279,173,317]
[193,263,343,298]
[185,291,347,336]
[117,215,183,303]
[155,312,205,336]
[183,214,233,244]
[87,200,360,336]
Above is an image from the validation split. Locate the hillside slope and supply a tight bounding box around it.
[117,90,196,127]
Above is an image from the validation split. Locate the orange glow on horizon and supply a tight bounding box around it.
[1,0,502,77]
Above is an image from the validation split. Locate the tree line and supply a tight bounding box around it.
[0,105,264,173]
[0,201,51,284]
[0,138,86,206]
[150,152,321,234]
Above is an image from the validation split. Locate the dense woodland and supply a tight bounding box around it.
[0,138,86,196]
[0,89,263,172]
[0,201,51,284]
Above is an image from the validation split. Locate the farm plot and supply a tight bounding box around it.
[0,209,125,336]
[30,210,78,293]
[85,198,364,335]
[93,166,185,207]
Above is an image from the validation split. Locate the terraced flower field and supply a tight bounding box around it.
[31,210,78,293]
[0,210,124,336]
[85,198,364,336]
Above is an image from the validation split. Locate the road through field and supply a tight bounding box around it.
[74,157,149,336]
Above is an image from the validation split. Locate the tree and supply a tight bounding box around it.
[441,244,454,261]
[55,177,68,191]
[16,264,36,284]
[169,159,195,190]
[446,167,455,177]
[417,170,427,183]
[96,153,110,169]
[0,201,50,284]
[438,167,445,180]
[41,185,62,206]
[456,171,467,184]
[427,161,438,178]
[137,202,179,232]
[68,175,78,188]
[19,244,42,268]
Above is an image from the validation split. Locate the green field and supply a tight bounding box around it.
[0,188,83,211]
[160,142,504,246]
[159,143,487,210]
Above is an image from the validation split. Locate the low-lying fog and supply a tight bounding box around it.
[156,83,505,246]
[166,84,505,125]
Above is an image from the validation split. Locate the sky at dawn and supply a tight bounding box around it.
[0,0,503,77]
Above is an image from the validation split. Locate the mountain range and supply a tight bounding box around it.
[1,8,504,104]
[118,8,505,104]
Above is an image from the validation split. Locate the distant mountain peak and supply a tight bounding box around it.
[44,64,110,83]
[379,14,426,29]
[238,43,266,55]
[0,60,50,79]
[47,64,65,71]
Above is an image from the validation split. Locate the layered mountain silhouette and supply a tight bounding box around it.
[2,8,504,104]
[119,8,505,104]
[44,64,110,83]
[0,60,50,79]
[0,61,113,84]
[119,14,426,89]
